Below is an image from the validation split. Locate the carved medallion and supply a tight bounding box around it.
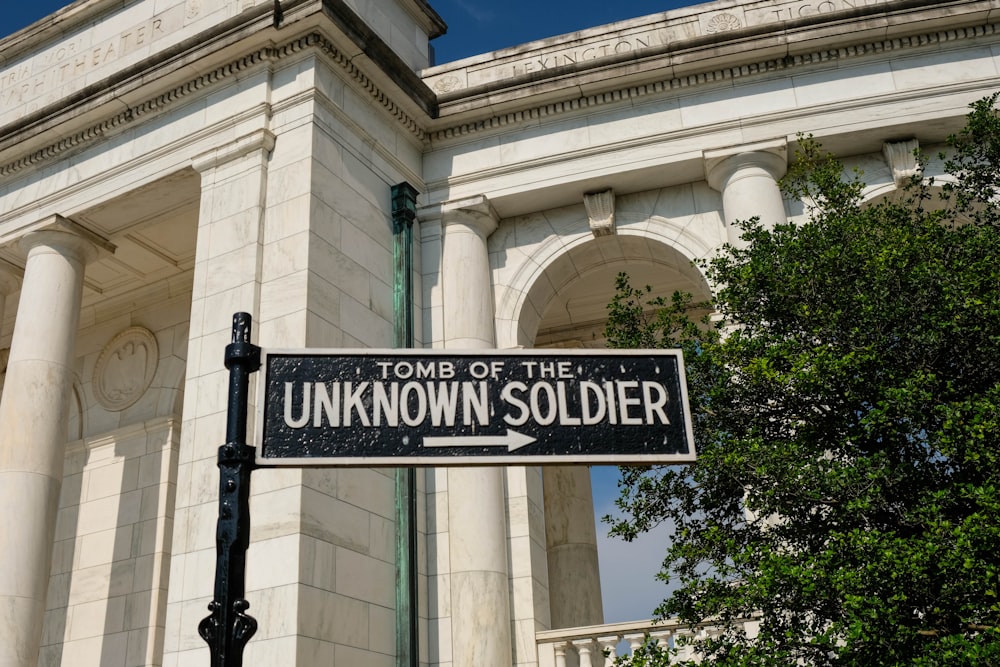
[93,327,159,411]
[706,13,743,33]
[433,76,462,94]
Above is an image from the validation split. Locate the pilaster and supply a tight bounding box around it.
[165,128,274,666]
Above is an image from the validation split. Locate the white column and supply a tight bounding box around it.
[441,195,499,349]
[544,465,604,628]
[440,195,513,667]
[705,140,788,247]
[0,223,98,667]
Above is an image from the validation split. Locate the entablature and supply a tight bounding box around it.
[0,0,439,180]
[421,0,999,138]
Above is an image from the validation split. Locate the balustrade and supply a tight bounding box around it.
[537,617,758,666]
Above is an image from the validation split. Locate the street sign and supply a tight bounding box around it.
[254,348,695,466]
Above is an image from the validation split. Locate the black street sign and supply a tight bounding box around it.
[254,348,695,466]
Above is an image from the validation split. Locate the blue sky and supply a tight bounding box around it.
[1,0,696,63]
[430,0,693,63]
[1,0,694,624]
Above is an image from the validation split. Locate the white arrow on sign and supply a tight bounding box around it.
[423,429,537,452]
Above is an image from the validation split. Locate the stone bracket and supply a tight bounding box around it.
[882,138,920,187]
[584,189,616,237]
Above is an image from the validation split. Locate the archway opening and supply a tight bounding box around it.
[518,232,712,626]
[523,234,711,348]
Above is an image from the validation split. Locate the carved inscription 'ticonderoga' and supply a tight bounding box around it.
[750,0,891,24]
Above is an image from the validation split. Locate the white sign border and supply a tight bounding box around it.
[253,347,696,467]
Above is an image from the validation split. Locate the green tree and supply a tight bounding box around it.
[605,96,1000,666]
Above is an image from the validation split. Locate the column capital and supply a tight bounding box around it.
[19,214,114,264]
[704,139,787,191]
[440,194,500,239]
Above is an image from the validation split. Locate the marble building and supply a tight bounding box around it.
[0,0,997,665]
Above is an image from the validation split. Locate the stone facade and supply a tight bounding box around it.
[0,0,997,665]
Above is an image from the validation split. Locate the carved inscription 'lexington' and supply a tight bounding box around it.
[425,0,897,94]
[510,31,663,77]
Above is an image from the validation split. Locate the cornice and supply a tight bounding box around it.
[404,0,447,40]
[0,31,427,179]
[428,78,989,198]
[1,9,997,179]
[308,32,428,138]
[426,20,1000,145]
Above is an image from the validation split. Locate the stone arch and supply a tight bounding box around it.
[495,215,716,350]
[790,153,958,222]
[857,145,955,206]
[861,176,962,225]
[496,218,714,628]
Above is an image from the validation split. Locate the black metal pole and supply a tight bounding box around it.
[199,312,261,667]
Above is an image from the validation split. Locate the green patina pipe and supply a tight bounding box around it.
[391,182,419,667]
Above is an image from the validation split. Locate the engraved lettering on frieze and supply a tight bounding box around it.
[0,12,176,112]
[93,327,159,411]
[753,0,890,24]
[510,32,661,78]
[187,0,202,19]
[706,13,743,33]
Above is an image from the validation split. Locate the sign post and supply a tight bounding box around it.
[201,314,696,665]
[198,314,260,667]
